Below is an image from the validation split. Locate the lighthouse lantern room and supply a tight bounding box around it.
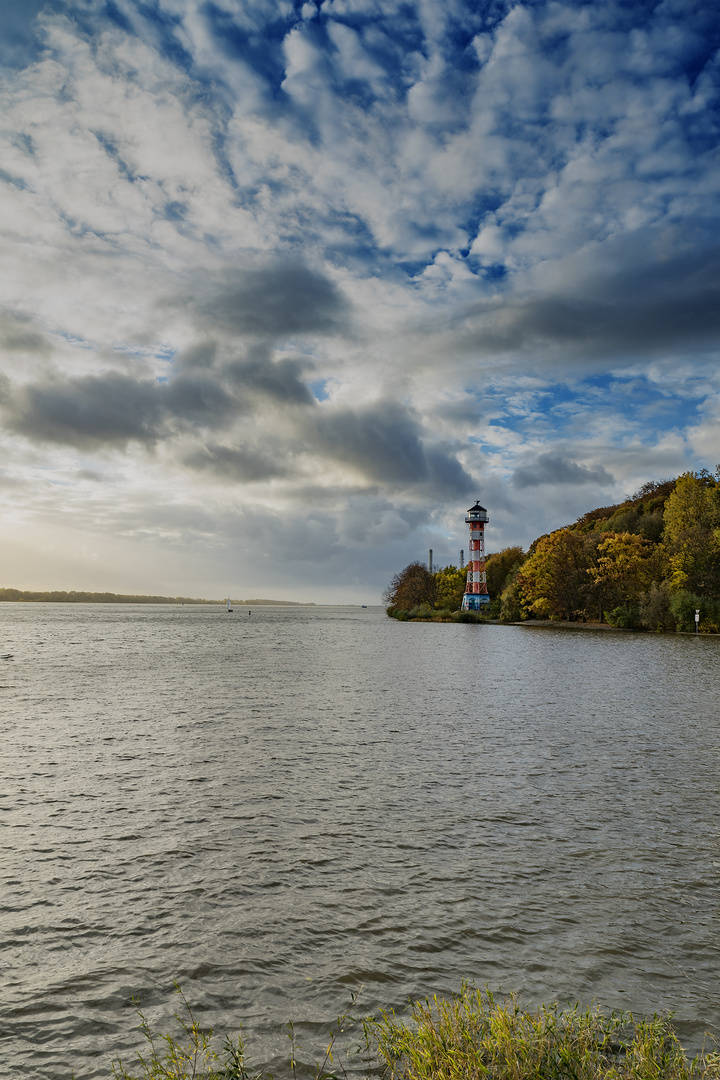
[461,501,490,611]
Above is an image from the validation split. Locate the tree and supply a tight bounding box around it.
[516,529,589,620]
[668,589,720,633]
[433,565,466,611]
[638,581,673,631]
[662,472,720,597]
[589,532,656,613]
[499,573,524,621]
[383,562,436,611]
[485,546,525,599]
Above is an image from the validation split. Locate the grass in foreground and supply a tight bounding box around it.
[110,985,358,1080]
[109,985,720,1080]
[371,987,720,1080]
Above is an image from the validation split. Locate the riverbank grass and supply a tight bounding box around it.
[372,988,720,1080]
[110,985,355,1080]
[110,985,719,1080]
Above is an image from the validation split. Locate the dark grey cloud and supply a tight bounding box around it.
[0,312,50,354]
[163,372,236,421]
[1,350,321,448]
[457,238,720,363]
[424,445,475,493]
[5,373,165,447]
[2,370,237,448]
[305,401,474,492]
[183,441,291,482]
[512,452,614,490]
[193,264,350,338]
[175,341,218,370]
[225,349,315,405]
[175,340,316,405]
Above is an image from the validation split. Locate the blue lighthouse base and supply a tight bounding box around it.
[462,593,491,611]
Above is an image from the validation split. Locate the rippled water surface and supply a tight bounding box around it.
[2,603,719,1078]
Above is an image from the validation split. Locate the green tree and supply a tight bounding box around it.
[638,581,673,631]
[668,589,720,633]
[433,565,466,611]
[485,546,525,598]
[499,573,525,621]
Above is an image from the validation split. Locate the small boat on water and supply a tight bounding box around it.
[226,597,233,612]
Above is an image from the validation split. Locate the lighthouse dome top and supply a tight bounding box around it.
[465,501,489,523]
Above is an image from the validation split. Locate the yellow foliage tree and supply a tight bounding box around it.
[434,565,467,611]
[590,532,656,609]
[517,530,589,620]
[662,471,720,595]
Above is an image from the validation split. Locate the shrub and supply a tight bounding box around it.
[457,609,488,623]
[408,603,433,619]
[369,985,720,1080]
[605,604,640,629]
[639,581,673,631]
[669,589,707,633]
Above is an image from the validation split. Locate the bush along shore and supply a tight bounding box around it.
[385,471,720,632]
[108,986,719,1080]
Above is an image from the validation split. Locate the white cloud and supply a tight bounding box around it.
[0,0,718,598]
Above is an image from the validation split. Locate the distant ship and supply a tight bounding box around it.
[226,597,233,612]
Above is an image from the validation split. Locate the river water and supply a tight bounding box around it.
[1,603,719,1078]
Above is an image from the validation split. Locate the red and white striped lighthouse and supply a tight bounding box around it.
[461,501,490,611]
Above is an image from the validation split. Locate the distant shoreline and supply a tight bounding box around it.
[0,589,314,606]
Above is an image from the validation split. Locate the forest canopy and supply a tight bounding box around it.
[385,471,720,632]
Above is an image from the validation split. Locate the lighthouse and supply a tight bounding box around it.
[461,501,490,611]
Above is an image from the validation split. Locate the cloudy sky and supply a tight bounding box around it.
[0,0,718,602]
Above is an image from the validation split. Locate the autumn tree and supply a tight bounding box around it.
[589,532,657,614]
[383,562,436,611]
[516,529,590,620]
[662,471,720,597]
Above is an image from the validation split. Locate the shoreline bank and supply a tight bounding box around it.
[387,611,719,635]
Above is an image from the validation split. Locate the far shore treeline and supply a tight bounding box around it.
[385,470,720,633]
[0,589,216,604]
[0,590,312,605]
